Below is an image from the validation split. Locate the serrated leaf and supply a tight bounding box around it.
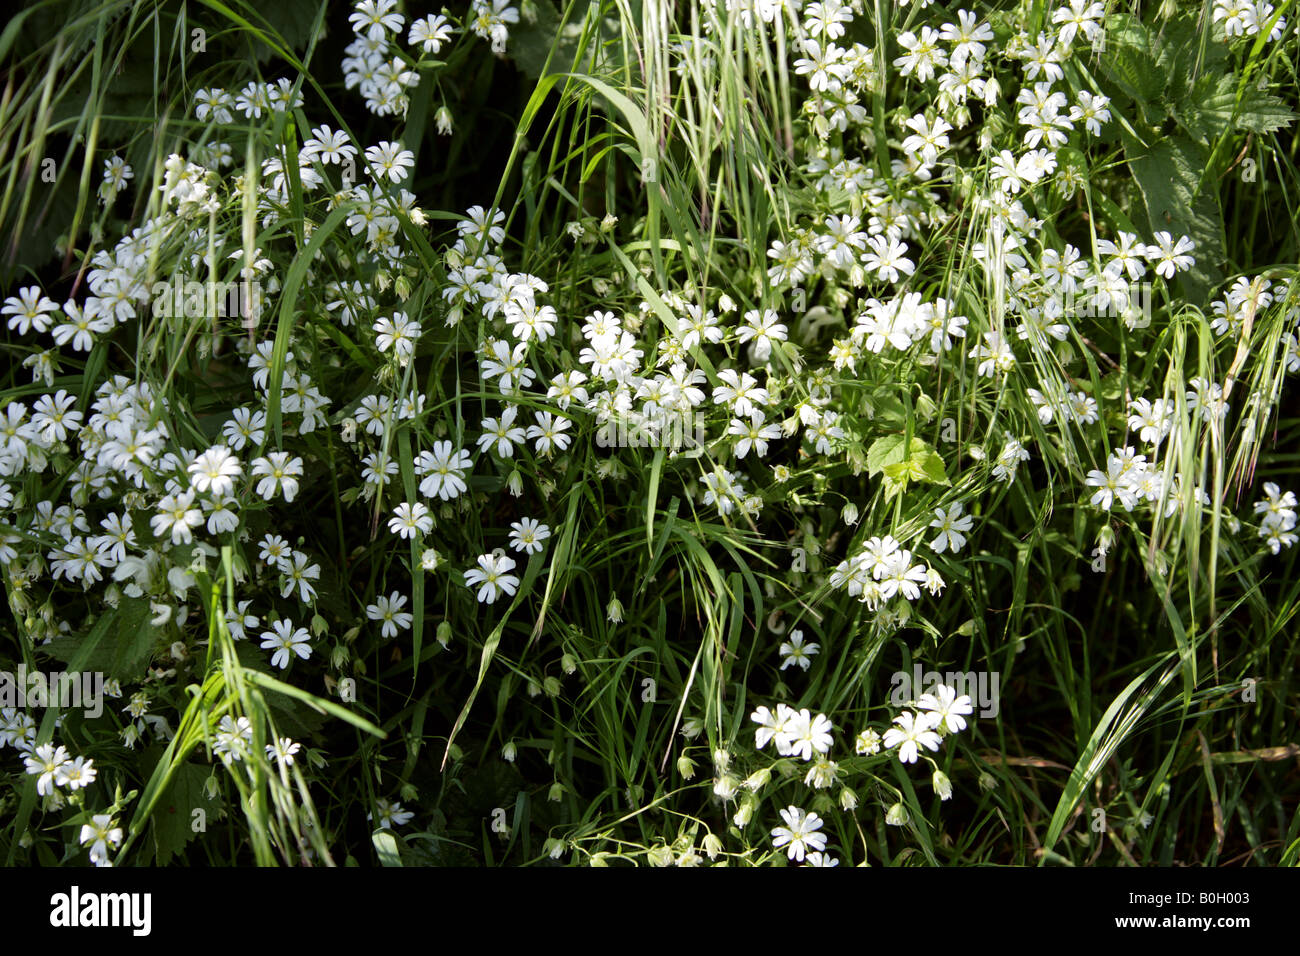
[1179,74,1297,143]
[1097,14,1168,126]
[151,763,211,865]
[1224,85,1296,134]
[42,597,158,682]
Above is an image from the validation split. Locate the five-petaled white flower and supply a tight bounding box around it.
[464,552,520,604]
[770,806,827,862]
[366,591,413,638]
[260,619,312,669]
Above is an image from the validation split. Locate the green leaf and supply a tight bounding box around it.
[1097,14,1168,127]
[43,597,158,682]
[508,0,574,80]
[151,763,212,865]
[914,447,950,485]
[868,435,948,485]
[1122,132,1225,298]
[373,830,403,867]
[1178,73,1297,143]
[866,434,908,478]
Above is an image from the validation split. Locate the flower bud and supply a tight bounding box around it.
[647,844,674,867]
[434,106,453,136]
[933,770,953,801]
[677,754,697,780]
[732,796,754,828]
[702,833,723,860]
[885,801,910,826]
[713,774,740,802]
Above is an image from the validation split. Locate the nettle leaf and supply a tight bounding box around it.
[43,597,159,683]
[914,447,950,485]
[252,0,324,63]
[510,0,621,80]
[1123,131,1226,299]
[1159,14,1229,107]
[1098,14,1168,127]
[151,762,212,865]
[1178,73,1297,144]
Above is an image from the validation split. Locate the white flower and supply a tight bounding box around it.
[526,411,572,456]
[24,743,71,795]
[389,502,433,539]
[351,0,405,41]
[79,814,123,867]
[882,710,943,763]
[365,140,415,184]
[250,452,304,501]
[778,630,821,671]
[188,445,242,497]
[151,490,204,545]
[916,683,975,733]
[477,406,527,457]
[409,14,454,53]
[260,619,312,669]
[508,518,551,555]
[929,501,974,553]
[736,309,788,362]
[266,737,302,765]
[2,286,59,336]
[55,755,97,790]
[414,441,473,500]
[370,797,414,829]
[213,714,254,763]
[366,591,413,638]
[280,550,321,603]
[464,553,520,604]
[770,806,827,862]
[374,312,421,360]
[781,709,834,761]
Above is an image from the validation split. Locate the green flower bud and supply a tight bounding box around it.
[933,770,953,801]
